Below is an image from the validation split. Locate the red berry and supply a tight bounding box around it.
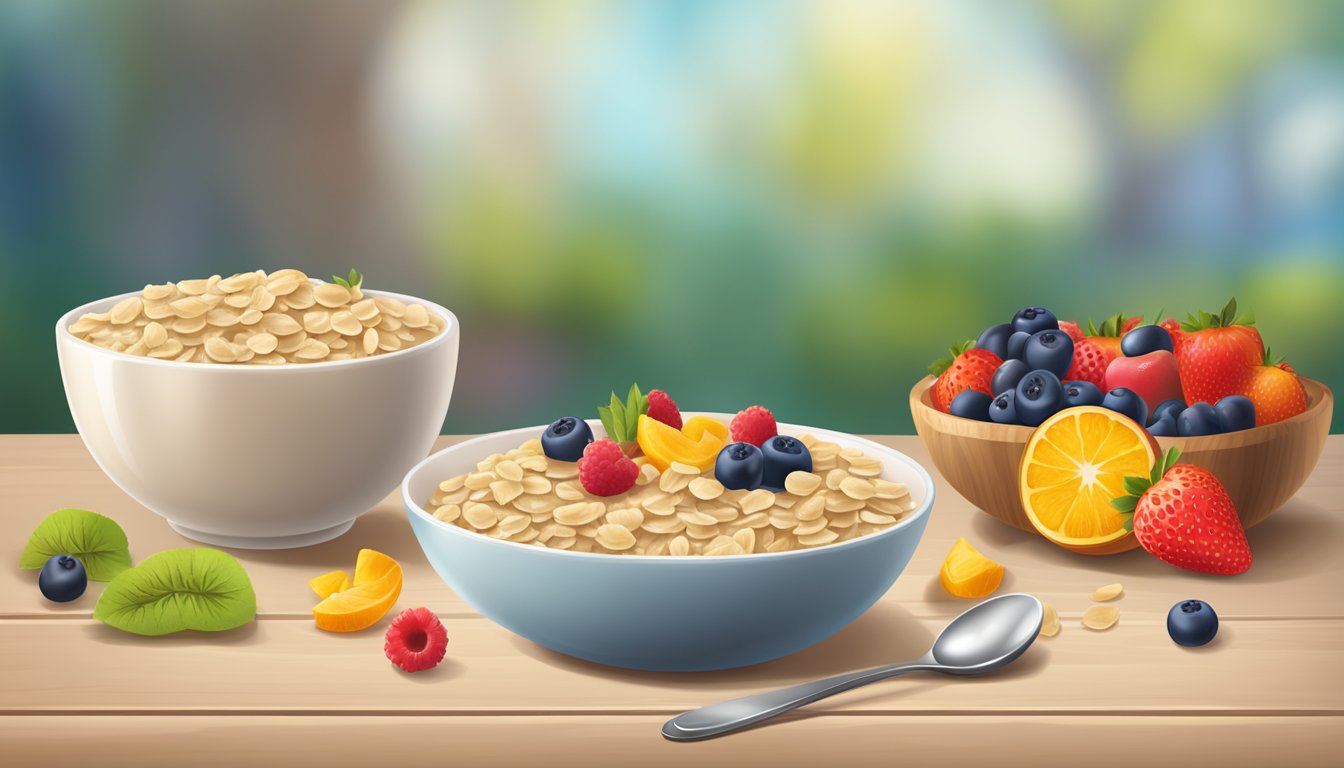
[578,438,638,496]
[730,405,777,447]
[929,348,1000,413]
[1059,320,1084,344]
[645,389,683,430]
[384,607,448,673]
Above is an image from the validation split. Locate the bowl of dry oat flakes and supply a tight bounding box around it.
[403,399,934,671]
[56,269,459,549]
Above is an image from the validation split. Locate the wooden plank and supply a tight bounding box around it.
[1,616,1340,714]
[2,715,1341,768]
[4,436,1342,620]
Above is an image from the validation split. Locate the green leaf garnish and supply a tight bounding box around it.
[20,508,132,582]
[1180,297,1253,332]
[598,383,648,443]
[928,339,975,377]
[92,548,256,636]
[1085,312,1127,338]
[1109,447,1182,520]
[332,268,363,289]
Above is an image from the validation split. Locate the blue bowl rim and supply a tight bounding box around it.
[402,414,936,564]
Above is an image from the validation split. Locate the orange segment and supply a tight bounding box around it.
[681,415,729,445]
[1019,406,1158,555]
[637,415,724,472]
[939,537,1004,598]
[308,569,349,599]
[311,549,403,632]
[352,548,400,586]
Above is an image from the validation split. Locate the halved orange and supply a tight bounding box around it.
[939,537,1004,598]
[1019,406,1158,555]
[312,549,403,632]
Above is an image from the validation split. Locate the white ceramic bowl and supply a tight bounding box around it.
[57,289,459,549]
[403,416,935,671]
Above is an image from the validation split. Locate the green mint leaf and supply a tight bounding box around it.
[332,276,350,288]
[20,508,132,582]
[597,405,616,442]
[348,268,363,287]
[608,393,626,441]
[92,548,256,636]
[625,383,643,430]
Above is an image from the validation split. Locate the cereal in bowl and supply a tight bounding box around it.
[67,269,443,364]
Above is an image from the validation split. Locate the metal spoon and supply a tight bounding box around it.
[662,593,1043,741]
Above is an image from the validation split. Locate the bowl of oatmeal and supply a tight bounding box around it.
[56,270,459,549]
[402,415,934,671]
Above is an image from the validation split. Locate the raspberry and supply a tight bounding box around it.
[578,438,638,496]
[645,389,682,430]
[730,405,777,447]
[384,607,448,673]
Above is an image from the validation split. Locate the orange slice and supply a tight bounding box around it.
[311,549,403,632]
[636,415,724,472]
[308,569,350,599]
[681,415,729,445]
[939,537,1004,598]
[1019,406,1158,555]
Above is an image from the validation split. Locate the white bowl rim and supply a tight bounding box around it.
[56,287,458,372]
[403,414,936,563]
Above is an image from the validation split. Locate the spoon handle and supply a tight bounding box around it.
[662,654,939,741]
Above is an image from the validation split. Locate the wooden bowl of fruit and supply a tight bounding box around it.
[909,302,1334,544]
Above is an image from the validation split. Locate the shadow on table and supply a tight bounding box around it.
[966,496,1336,584]
[201,508,430,570]
[509,601,940,692]
[82,619,263,647]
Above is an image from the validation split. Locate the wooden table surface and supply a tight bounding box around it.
[3,435,1341,767]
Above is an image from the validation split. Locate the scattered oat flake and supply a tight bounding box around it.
[1091,583,1124,602]
[1082,605,1120,631]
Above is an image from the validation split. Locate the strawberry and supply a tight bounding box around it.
[1244,348,1307,426]
[1111,448,1251,576]
[1170,298,1264,406]
[1059,320,1084,344]
[1062,313,1132,389]
[928,341,1001,413]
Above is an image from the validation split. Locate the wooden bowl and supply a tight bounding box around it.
[910,375,1333,536]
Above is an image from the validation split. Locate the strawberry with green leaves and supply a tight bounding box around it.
[1165,298,1264,406]
[1063,312,1137,389]
[928,341,1001,413]
[1111,448,1252,576]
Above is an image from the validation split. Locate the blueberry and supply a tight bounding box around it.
[1023,330,1074,379]
[1167,599,1218,647]
[1177,402,1224,436]
[989,390,1019,425]
[950,390,993,421]
[38,554,86,603]
[541,416,594,462]
[991,359,1031,396]
[1120,325,1174,357]
[715,442,764,491]
[1005,331,1031,361]
[1147,412,1178,437]
[1150,398,1187,426]
[1101,387,1149,427]
[760,435,813,491]
[1012,307,1059,335]
[1015,370,1064,427]
[975,323,1014,360]
[1214,395,1256,433]
[1063,380,1104,408]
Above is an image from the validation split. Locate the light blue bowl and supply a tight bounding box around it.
[403,416,934,671]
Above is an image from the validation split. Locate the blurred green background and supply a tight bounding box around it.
[2,0,1341,434]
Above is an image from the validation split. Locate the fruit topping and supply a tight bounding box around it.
[39,554,87,603]
[1062,313,1132,390]
[1148,411,1178,436]
[1170,298,1264,406]
[384,606,449,673]
[1244,348,1307,426]
[975,322,1014,360]
[1005,330,1031,360]
[645,389,683,430]
[637,415,724,472]
[309,569,352,599]
[1111,447,1252,575]
[597,383,649,452]
[1011,306,1058,335]
[989,389,1018,424]
[715,442,765,491]
[578,438,639,497]
[312,549,403,632]
[1023,329,1074,379]
[681,415,729,445]
[950,390,993,421]
[729,405,779,447]
[1104,348,1184,415]
[1167,599,1218,647]
[939,537,1004,598]
[541,416,594,462]
[1062,380,1104,408]
[1214,395,1256,433]
[928,341,1001,413]
[1176,402,1223,436]
[1015,369,1064,427]
[991,359,1030,397]
[1150,398,1187,425]
[760,435,813,491]
[1121,323,1174,356]
[1019,406,1157,554]
[1101,386,1149,427]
